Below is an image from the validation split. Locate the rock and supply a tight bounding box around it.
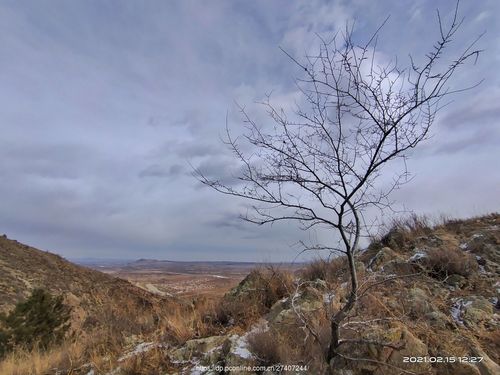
[169,335,228,363]
[446,274,468,289]
[451,296,494,327]
[338,324,431,375]
[224,335,256,374]
[269,287,323,326]
[272,306,296,326]
[367,247,401,272]
[373,326,430,375]
[380,260,420,275]
[406,287,434,316]
[267,296,290,322]
[298,286,324,311]
[425,311,451,329]
[226,270,264,298]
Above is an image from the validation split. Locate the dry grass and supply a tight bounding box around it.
[0,273,259,374]
[247,317,330,373]
[205,268,293,329]
[120,346,173,375]
[421,247,478,278]
[301,257,348,283]
[0,341,85,375]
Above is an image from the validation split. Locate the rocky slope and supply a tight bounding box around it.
[1,214,498,375]
[102,214,499,375]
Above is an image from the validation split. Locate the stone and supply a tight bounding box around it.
[169,335,228,363]
[446,274,467,289]
[334,324,431,375]
[425,311,450,329]
[367,247,401,272]
[451,296,494,327]
[406,287,434,316]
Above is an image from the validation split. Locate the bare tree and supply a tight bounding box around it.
[195,1,481,368]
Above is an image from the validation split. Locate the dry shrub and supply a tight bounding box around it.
[247,330,282,366]
[301,257,348,282]
[442,213,499,235]
[421,247,478,279]
[372,214,433,251]
[160,297,221,345]
[247,320,329,373]
[206,268,293,329]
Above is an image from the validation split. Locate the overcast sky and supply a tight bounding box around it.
[0,0,498,262]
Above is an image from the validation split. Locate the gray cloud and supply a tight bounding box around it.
[138,164,183,178]
[0,0,498,262]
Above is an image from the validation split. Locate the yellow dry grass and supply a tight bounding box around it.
[0,341,84,375]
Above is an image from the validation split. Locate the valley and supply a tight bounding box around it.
[79,259,303,298]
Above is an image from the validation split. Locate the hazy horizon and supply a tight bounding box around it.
[1,0,499,262]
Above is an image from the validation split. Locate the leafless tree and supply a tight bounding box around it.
[195,1,481,369]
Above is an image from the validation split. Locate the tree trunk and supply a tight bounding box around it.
[326,250,358,365]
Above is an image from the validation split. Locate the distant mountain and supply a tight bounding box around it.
[112,258,304,276]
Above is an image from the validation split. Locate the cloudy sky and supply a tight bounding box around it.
[0,0,498,262]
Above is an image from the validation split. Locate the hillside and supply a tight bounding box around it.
[0,235,164,333]
[0,214,499,375]
[99,213,498,375]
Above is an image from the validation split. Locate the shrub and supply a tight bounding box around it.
[247,321,330,373]
[0,289,71,357]
[206,268,293,328]
[301,257,348,282]
[247,329,282,365]
[421,247,478,279]
[375,214,433,251]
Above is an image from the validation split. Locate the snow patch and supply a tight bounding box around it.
[230,320,269,360]
[475,256,487,274]
[408,251,427,262]
[450,298,473,325]
[323,291,335,304]
[232,335,253,359]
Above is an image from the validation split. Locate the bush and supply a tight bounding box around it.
[301,257,348,282]
[247,321,330,373]
[247,329,282,365]
[376,214,433,250]
[421,247,478,279]
[0,289,71,357]
[206,268,293,328]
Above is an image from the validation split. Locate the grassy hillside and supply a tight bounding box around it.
[0,235,164,325]
[0,213,498,374]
